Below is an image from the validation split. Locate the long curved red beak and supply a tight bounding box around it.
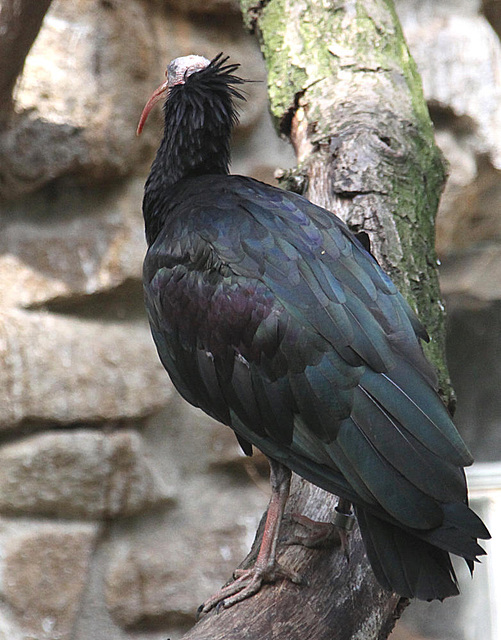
[136,80,169,136]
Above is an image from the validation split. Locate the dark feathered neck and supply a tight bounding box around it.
[143,58,244,245]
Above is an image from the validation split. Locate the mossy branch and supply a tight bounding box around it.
[247,0,449,397]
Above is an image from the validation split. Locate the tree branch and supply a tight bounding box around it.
[0,0,52,117]
[251,0,448,394]
[180,1,448,638]
[182,476,406,640]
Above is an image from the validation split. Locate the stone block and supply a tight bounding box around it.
[163,0,240,14]
[0,430,176,518]
[1,522,99,640]
[398,0,501,170]
[397,0,501,255]
[105,517,261,628]
[0,178,146,308]
[440,245,501,305]
[0,309,171,428]
[0,0,156,198]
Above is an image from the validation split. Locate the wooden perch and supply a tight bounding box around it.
[183,476,406,640]
[181,1,448,638]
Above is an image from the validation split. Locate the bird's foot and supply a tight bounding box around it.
[280,513,340,548]
[197,561,303,617]
[281,510,354,557]
[198,460,299,617]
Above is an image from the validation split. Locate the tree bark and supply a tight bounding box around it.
[181,1,448,638]
[246,0,449,395]
[0,0,52,120]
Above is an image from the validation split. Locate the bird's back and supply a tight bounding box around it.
[143,175,482,545]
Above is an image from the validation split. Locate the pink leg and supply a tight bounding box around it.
[199,459,300,615]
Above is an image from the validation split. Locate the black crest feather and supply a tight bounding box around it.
[165,53,246,130]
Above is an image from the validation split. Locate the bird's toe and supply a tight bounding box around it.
[198,561,303,617]
[280,512,352,550]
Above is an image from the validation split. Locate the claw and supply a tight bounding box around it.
[198,560,303,616]
[196,463,355,617]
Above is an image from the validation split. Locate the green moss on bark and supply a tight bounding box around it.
[241,0,450,397]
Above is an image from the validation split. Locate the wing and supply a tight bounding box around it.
[143,175,474,531]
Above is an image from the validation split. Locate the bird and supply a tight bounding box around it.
[137,53,489,611]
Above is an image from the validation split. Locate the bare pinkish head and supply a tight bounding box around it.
[136,55,211,136]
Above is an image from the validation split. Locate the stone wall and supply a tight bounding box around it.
[0,1,499,640]
[397,0,501,463]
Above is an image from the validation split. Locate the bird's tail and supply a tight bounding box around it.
[355,504,488,601]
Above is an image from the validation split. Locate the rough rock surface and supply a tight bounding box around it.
[0,523,99,640]
[0,308,170,427]
[397,0,501,257]
[0,178,146,308]
[0,0,269,200]
[163,0,240,14]
[1,0,156,198]
[394,2,501,639]
[105,511,259,627]
[0,430,174,517]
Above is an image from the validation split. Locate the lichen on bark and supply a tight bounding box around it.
[245,0,450,397]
